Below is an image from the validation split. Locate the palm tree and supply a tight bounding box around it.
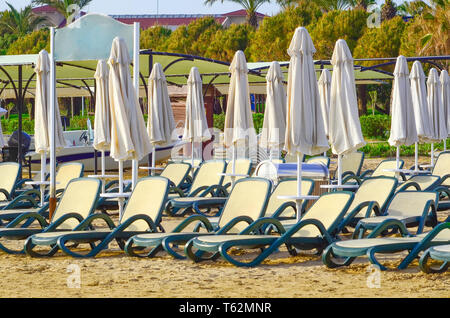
[349,0,376,11]
[396,0,428,16]
[381,0,398,20]
[0,2,47,37]
[204,0,270,28]
[31,0,93,20]
[309,0,353,12]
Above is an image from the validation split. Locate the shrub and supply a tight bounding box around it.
[360,114,391,140]
[213,112,265,133]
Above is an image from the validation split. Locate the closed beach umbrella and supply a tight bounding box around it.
[34,50,66,205]
[427,68,447,166]
[0,107,6,149]
[284,27,329,220]
[441,70,450,150]
[388,56,418,170]
[108,37,151,211]
[410,61,433,170]
[93,59,111,191]
[328,39,366,185]
[260,61,286,159]
[224,50,256,176]
[147,62,177,174]
[318,68,332,138]
[182,66,211,166]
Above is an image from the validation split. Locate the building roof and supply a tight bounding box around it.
[224,9,265,17]
[112,14,226,29]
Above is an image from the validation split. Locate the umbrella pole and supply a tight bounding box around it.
[431,143,434,167]
[414,142,419,171]
[337,154,342,186]
[101,150,106,193]
[191,141,195,178]
[118,160,124,219]
[151,146,156,176]
[132,159,138,190]
[296,153,302,222]
[48,27,57,221]
[231,144,236,187]
[39,153,46,207]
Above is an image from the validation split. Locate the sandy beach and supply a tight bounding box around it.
[0,156,449,299]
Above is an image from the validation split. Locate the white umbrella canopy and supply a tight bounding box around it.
[259,61,286,158]
[318,68,332,138]
[224,50,256,177]
[34,50,66,155]
[108,37,152,162]
[284,27,329,221]
[93,59,111,153]
[224,50,256,149]
[388,56,418,170]
[328,39,366,185]
[441,70,450,141]
[410,61,433,143]
[182,66,211,164]
[427,68,447,142]
[148,62,177,147]
[284,27,329,156]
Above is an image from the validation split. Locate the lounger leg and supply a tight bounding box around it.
[23,237,59,257]
[366,247,388,271]
[321,245,355,268]
[419,250,449,274]
[161,236,188,259]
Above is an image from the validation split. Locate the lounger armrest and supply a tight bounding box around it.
[75,213,116,231]
[342,175,362,185]
[188,186,209,197]
[341,171,357,179]
[19,189,41,198]
[338,201,381,231]
[271,202,297,220]
[14,178,33,190]
[439,174,450,185]
[172,214,215,233]
[287,218,334,245]
[419,200,438,233]
[240,217,286,235]
[3,195,38,209]
[359,170,374,179]
[411,221,450,249]
[435,186,450,200]
[113,214,158,233]
[397,181,421,192]
[216,216,255,235]
[6,211,49,229]
[366,219,411,238]
[45,212,86,232]
[0,189,12,201]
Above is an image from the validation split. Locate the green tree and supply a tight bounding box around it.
[396,0,428,16]
[166,17,222,56]
[381,0,398,21]
[0,2,47,38]
[399,0,449,66]
[309,0,353,12]
[140,26,172,51]
[353,16,406,70]
[350,0,376,11]
[7,29,50,55]
[248,1,322,61]
[204,0,270,28]
[206,23,255,61]
[309,9,369,59]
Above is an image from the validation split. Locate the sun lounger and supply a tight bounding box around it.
[0,162,32,209]
[322,217,450,271]
[344,158,404,185]
[337,176,398,232]
[184,191,355,267]
[164,160,227,216]
[352,190,439,238]
[25,176,170,258]
[124,177,272,259]
[305,156,330,168]
[0,177,101,254]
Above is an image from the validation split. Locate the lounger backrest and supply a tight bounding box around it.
[0,162,20,201]
[306,156,330,168]
[55,162,84,191]
[160,162,191,187]
[52,178,101,230]
[432,151,450,185]
[264,179,314,217]
[218,178,271,232]
[341,151,364,176]
[386,191,438,218]
[348,177,397,218]
[189,160,226,194]
[401,175,440,191]
[120,177,169,231]
[222,159,251,186]
[371,159,404,178]
[293,192,354,237]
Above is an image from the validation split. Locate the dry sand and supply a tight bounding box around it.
[0,156,449,299]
